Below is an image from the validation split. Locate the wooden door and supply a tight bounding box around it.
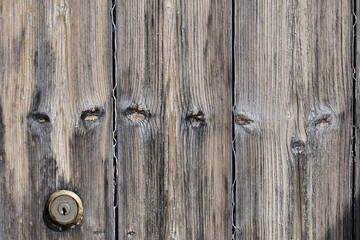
[0,1,358,240]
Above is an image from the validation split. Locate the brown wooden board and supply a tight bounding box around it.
[116,0,232,239]
[235,0,353,239]
[0,1,114,239]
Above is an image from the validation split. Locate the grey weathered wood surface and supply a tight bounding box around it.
[0,1,114,239]
[0,0,357,239]
[356,1,360,239]
[116,0,232,239]
[235,0,354,239]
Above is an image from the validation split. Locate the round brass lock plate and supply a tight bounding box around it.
[46,190,83,227]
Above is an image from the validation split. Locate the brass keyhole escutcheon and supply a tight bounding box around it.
[46,190,83,228]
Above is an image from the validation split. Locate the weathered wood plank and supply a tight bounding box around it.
[235,0,353,239]
[0,1,114,239]
[116,0,232,239]
[355,1,360,239]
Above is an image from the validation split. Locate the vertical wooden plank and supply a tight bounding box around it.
[356,1,360,239]
[0,1,114,239]
[235,0,353,239]
[117,0,232,239]
[116,2,164,239]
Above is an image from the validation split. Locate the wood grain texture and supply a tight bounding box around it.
[235,0,353,239]
[116,0,232,239]
[0,1,114,239]
[356,1,360,239]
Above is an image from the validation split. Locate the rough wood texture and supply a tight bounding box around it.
[356,1,360,239]
[235,0,353,239]
[0,1,114,239]
[116,0,232,239]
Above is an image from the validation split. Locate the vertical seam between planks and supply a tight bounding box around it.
[352,0,357,239]
[111,0,119,239]
[231,0,236,239]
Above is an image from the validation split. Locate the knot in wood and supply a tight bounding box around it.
[81,107,104,122]
[186,111,206,128]
[124,106,150,123]
[235,114,253,125]
[314,114,332,128]
[290,139,305,154]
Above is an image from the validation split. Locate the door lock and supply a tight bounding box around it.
[46,190,83,228]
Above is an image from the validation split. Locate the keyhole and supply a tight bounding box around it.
[57,203,71,216]
[61,207,67,215]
